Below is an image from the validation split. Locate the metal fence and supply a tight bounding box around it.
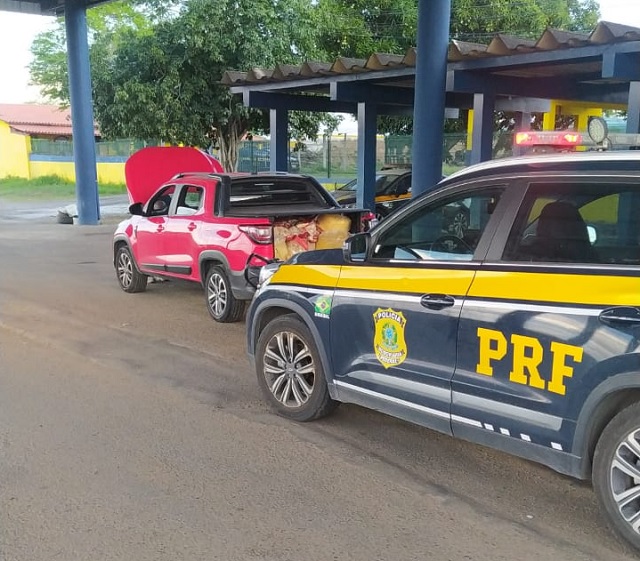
[30,138,161,158]
[31,133,515,175]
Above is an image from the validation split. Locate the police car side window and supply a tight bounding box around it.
[504,183,640,265]
[372,188,502,261]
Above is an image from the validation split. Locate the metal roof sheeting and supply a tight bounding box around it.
[222,21,640,86]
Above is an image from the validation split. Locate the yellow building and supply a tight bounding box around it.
[0,104,125,184]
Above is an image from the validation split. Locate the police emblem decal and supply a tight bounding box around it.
[373,308,408,368]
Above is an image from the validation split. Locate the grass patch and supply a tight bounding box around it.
[0,175,126,199]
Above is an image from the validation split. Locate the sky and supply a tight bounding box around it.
[0,0,638,127]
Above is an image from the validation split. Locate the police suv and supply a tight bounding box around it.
[247,148,640,552]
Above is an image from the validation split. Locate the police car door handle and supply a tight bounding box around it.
[420,294,455,310]
[599,306,640,326]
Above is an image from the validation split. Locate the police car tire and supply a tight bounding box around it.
[593,401,640,552]
[255,315,338,422]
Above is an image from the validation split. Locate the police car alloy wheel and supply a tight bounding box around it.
[255,315,338,422]
[593,402,640,552]
[115,246,148,293]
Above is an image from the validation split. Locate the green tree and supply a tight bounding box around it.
[29,0,167,106]
[91,0,337,170]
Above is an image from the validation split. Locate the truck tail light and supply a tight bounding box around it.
[239,225,273,244]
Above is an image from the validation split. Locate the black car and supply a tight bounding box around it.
[334,169,469,234]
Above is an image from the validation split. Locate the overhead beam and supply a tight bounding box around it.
[230,67,416,95]
[243,90,354,113]
[330,82,415,105]
[602,51,640,81]
[449,44,607,72]
[0,0,42,13]
[242,90,422,117]
[449,70,630,105]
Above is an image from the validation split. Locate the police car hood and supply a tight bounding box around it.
[124,146,224,204]
[289,248,344,266]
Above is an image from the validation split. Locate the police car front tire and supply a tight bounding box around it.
[593,401,640,552]
[256,315,338,422]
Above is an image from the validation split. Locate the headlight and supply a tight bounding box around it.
[258,262,281,289]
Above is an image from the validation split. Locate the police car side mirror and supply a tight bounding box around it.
[343,232,370,262]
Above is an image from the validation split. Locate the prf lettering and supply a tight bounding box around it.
[476,327,583,396]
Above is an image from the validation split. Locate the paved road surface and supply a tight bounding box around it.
[0,201,637,560]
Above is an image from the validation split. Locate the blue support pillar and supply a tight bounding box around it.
[411,0,451,196]
[356,102,377,212]
[269,109,289,172]
[65,0,99,224]
[469,92,495,165]
[627,82,640,134]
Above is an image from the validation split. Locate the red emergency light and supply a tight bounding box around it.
[514,131,583,147]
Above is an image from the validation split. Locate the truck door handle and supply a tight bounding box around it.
[188,223,197,231]
[599,306,640,327]
[156,225,164,232]
[420,294,455,310]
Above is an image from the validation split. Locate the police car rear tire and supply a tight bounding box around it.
[593,401,640,552]
[256,315,338,422]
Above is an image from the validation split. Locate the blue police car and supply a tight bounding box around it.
[247,151,640,552]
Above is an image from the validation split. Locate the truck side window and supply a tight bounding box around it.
[148,185,176,217]
[175,185,204,216]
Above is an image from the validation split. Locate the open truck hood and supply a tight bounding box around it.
[124,146,224,204]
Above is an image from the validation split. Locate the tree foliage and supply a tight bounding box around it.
[29,0,167,106]
[90,0,338,169]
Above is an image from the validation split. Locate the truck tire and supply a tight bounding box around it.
[593,401,640,553]
[255,315,338,422]
[204,265,245,323]
[115,246,148,293]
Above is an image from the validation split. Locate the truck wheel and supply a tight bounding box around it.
[205,265,245,323]
[593,401,640,552]
[255,315,338,422]
[115,246,148,293]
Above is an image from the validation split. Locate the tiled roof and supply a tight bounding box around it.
[0,103,100,136]
[222,21,640,86]
[0,103,72,126]
[9,124,77,137]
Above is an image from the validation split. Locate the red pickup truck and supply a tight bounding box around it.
[113,147,368,322]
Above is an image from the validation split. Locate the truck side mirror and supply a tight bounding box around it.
[129,202,144,216]
[343,232,370,262]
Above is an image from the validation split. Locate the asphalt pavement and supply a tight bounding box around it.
[0,197,637,561]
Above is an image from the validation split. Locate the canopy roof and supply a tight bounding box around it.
[225,21,640,112]
[0,0,109,15]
